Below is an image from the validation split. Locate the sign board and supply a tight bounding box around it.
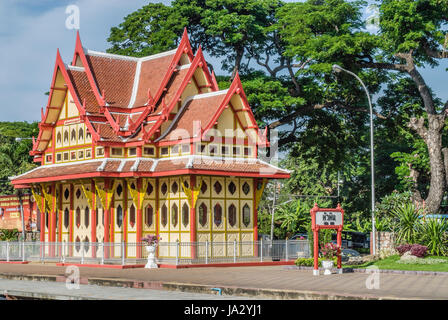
[310,203,344,275]
[316,211,343,226]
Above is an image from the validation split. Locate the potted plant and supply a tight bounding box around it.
[320,242,339,275]
[141,234,161,268]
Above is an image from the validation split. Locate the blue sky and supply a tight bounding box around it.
[0,0,446,122]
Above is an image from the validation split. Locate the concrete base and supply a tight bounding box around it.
[313,269,319,276]
[337,268,343,274]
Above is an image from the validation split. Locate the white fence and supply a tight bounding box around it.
[0,240,310,266]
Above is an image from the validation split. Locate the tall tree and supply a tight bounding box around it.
[352,0,448,213]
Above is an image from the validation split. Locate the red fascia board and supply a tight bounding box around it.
[71,33,120,134]
[56,54,101,144]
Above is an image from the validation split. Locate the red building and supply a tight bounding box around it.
[0,194,38,232]
[10,30,289,259]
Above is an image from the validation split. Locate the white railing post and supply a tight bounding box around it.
[175,241,179,266]
[81,244,85,265]
[233,240,237,263]
[22,241,25,262]
[121,242,125,266]
[101,243,104,265]
[6,242,9,262]
[260,239,263,262]
[205,241,209,264]
[285,239,288,261]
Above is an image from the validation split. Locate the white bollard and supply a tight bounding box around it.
[205,241,209,264]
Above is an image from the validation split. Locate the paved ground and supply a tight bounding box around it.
[0,263,447,300]
[0,278,252,300]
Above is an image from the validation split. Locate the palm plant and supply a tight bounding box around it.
[392,203,422,244]
[419,218,448,256]
[276,200,309,235]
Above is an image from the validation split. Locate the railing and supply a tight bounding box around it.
[0,240,310,266]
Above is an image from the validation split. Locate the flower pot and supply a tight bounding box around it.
[322,260,334,275]
[145,245,158,269]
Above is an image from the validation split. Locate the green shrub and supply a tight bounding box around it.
[295,257,337,267]
[419,218,448,256]
[393,203,422,244]
[0,229,19,241]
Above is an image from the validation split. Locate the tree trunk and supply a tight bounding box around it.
[409,114,446,213]
[231,47,244,81]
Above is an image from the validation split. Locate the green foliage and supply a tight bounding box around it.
[276,200,309,235]
[295,257,337,267]
[0,122,38,195]
[0,229,19,241]
[393,203,423,244]
[419,218,448,256]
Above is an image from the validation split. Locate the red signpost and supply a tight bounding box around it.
[310,203,344,276]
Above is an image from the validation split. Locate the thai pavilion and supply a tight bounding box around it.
[10,30,289,260]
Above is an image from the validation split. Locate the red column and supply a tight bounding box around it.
[190,175,197,260]
[123,181,128,257]
[58,184,63,243]
[337,227,342,270]
[91,179,97,258]
[104,179,110,259]
[313,230,319,275]
[50,183,56,256]
[136,178,143,259]
[253,178,259,257]
[69,183,74,257]
[40,195,45,242]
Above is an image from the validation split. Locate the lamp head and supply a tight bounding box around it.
[332,64,342,73]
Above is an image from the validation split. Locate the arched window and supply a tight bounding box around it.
[71,128,76,142]
[161,182,168,195]
[116,184,123,197]
[199,203,207,227]
[116,205,123,228]
[145,204,153,228]
[57,132,62,144]
[171,181,178,194]
[214,203,222,227]
[75,207,81,228]
[63,130,69,143]
[129,204,136,228]
[182,203,189,227]
[78,128,84,140]
[84,206,89,228]
[228,182,237,195]
[214,181,222,194]
[146,182,153,196]
[161,204,168,227]
[64,188,69,200]
[171,203,178,227]
[64,208,69,229]
[242,204,251,227]
[228,204,237,227]
[201,181,207,194]
[242,182,251,195]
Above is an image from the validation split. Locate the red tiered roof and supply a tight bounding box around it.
[10,29,288,188]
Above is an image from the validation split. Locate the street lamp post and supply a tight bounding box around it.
[332,64,376,255]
